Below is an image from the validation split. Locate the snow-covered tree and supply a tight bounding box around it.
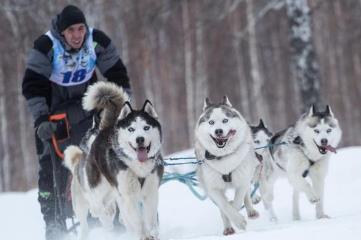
[286,0,322,112]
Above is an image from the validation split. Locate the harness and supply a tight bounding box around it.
[292,136,318,178]
[204,149,263,183]
[204,150,235,183]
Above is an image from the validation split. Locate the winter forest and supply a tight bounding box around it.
[0,0,360,192]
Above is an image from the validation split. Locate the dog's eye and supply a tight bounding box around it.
[128,127,135,132]
[144,126,150,131]
[254,140,260,144]
[326,128,332,133]
[209,120,215,125]
[314,129,320,134]
[222,119,228,123]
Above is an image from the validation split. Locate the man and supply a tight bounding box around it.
[22,5,131,240]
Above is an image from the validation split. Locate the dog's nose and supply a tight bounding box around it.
[215,129,223,137]
[136,136,145,145]
[321,138,328,145]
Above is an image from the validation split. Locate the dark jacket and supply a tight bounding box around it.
[22,18,130,128]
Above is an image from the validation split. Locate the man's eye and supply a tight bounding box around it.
[128,127,135,132]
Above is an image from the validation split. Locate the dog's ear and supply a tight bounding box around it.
[307,104,317,117]
[119,101,132,120]
[143,100,158,119]
[222,96,232,107]
[325,105,334,117]
[259,119,265,128]
[203,98,211,111]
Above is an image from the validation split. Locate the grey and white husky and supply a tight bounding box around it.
[195,97,259,236]
[262,105,342,221]
[64,81,163,240]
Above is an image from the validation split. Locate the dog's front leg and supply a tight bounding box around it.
[208,189,247,231]
[120,194,145,238]
[288,172,319,221]
[292,190,301,220]
[309,169,329,219]
[259,177,278,221]
[243,191,259,219]
[143,185,160,239]
[288,171,319,204]
[231,187,259,219]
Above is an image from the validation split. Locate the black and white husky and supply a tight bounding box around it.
[64,82,163,240]
[250,119,278,220]
[195,97,259,236]
[261,105,342,221]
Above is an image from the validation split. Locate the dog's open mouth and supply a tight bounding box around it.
[313,140,336,154]
[130,143,151,162]
[210,129,236,148]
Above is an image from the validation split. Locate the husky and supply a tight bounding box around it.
[195,96,259,236]
[249,119,278,221]
[264,105,342,221]
[64,81,164,240]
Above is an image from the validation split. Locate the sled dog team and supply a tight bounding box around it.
[64,82,342,240]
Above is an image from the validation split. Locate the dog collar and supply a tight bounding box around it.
[293,136,319,178]
[204,150,235,161]
[205,150,222,160]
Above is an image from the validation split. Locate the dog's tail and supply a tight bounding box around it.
[83,81,129,130]
[64,145,83,173]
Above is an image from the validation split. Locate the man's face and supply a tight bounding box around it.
[62,23,86,49]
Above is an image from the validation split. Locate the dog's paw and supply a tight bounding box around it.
[142,236,158,240]
[104,206,116,216]
[293,214,301,221]
[223,227,235,235]
[247,209,260,219]
[317,213,330,219]
[233,215,247,230]
[252,194,261,205]
[270,216,278,222]
[307,192,320,204]
[308,196,320,204]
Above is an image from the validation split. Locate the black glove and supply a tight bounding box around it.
[37,121,57,140]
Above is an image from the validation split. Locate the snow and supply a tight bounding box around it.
[1,147,361,240]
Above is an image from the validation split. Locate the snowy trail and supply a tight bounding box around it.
[1,147,360,240]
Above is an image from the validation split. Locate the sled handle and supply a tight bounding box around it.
[49,113,70,159]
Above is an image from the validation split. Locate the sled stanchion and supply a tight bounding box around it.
[48,141,67,232]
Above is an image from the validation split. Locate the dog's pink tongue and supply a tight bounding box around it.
[137,148,148,162]
[226,129,236,137]
[326,145,337,153]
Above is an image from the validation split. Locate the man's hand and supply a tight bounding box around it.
[37,121,57,140]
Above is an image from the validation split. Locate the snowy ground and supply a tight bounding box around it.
[1,147,360,240]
